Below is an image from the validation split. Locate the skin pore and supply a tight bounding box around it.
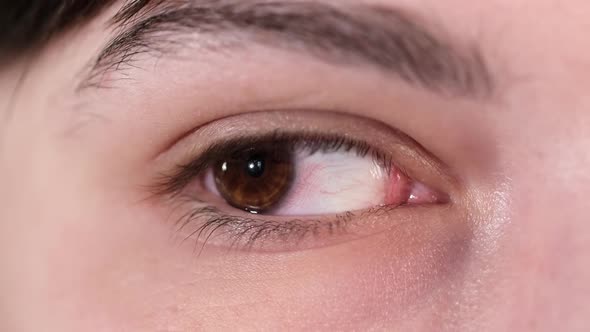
[1,0,590,331]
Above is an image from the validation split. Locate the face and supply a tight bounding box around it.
[1,0,589,331]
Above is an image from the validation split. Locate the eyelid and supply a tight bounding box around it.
[170,200,453,252]
[150,110,458,251]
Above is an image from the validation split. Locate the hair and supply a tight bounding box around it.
[0,1,116,61]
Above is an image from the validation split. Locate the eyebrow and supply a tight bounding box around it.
[84,0,494,99]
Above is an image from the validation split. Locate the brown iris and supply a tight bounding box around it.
[213,146,294,213]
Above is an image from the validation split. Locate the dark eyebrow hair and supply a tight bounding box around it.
[85,0,494,99]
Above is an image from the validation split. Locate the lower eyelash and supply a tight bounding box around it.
[174,205,357,252]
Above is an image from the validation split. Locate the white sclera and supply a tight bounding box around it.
[272,150,388,216]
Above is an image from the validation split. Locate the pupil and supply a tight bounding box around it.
[246,156,265,178]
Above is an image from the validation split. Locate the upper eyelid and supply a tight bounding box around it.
[83,1,494,100]
[152,131,395,198]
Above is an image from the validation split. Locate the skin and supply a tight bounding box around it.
[1,0,590,331]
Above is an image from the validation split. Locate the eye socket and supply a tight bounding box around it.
[154,111,452,251]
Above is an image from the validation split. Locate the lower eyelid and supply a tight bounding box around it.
[167,198,452,253]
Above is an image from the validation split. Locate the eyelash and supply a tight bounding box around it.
[173,204,401,253]
[155,131,395,197]
[155,131,407,251]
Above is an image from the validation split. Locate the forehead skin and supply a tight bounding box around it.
[1,0,590,331]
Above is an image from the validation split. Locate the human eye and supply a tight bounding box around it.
[152,110,453,252]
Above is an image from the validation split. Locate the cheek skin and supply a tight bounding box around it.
[35,195,471,330]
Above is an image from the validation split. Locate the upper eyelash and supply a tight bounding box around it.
[153,130,394,198]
